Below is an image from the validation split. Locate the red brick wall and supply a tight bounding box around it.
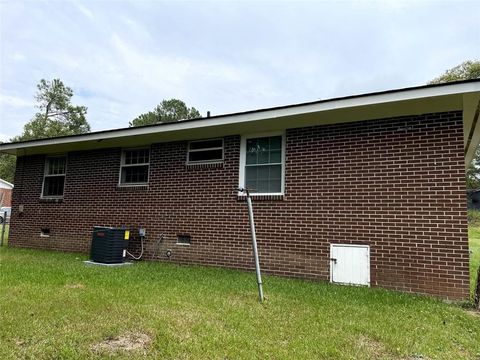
[9,111,470,299]
[0,188,12,207]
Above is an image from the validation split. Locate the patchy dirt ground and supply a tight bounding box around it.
[355,334,389,358]
[355,334,433,360]
[91,332,151,354]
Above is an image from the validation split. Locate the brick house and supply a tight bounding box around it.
[0,178,13,207]
[1,80,479,299]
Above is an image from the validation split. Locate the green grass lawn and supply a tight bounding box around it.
[469,224,480,295]
[0,248,479,359]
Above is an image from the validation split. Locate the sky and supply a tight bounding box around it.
[0,0,479,142]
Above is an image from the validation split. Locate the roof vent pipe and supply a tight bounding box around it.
[207,111,211,118]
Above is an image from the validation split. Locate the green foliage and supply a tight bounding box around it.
[0,79,90,183]
[429,60,480,189]
[130,98,201,127]
[1,224,8,245]
[468,209,480,225]
[429,60,480,84]
[1,247,480,359]
[0,154,15,183]
[468,223,480,295]
[21,79,90,141]
[467,146,480,190]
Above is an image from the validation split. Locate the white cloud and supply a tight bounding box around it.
[10,53,26,62]
[0,94,33,108]
[0,133,11,142]
[106,31,285,117]
[0,0,479,140]
[74,2,94,20]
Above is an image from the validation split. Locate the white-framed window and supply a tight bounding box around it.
[187,138,224,164]
[119,148,150,186]
[239,132,285,195]
[42,156,67,198]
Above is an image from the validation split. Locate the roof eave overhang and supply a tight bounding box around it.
[1,81,479,168]
[0,178,14,188]
[463,92,480,165]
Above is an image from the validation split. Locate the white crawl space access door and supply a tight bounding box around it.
[330,244,370,286]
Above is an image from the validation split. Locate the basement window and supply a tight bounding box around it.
[42,156,67,198]
[40,228,50,237]
[119,148,150,186]
[176,234,191,245]
[187,139,223,164]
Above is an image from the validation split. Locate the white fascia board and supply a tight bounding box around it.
[0,179,14,188]
[1,81,479,155]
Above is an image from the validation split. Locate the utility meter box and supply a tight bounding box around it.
[90,226,129,264]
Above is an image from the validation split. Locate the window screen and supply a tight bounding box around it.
[120,149,150,185]
[244,136,282,193]
[42,156,67,198]
[187,139,223,163]
[177,234,191,244]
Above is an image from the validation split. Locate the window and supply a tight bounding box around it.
[187,138,223,164]
[42,156,67,198]
[240,134,284,194]
[176,234,191,245]
[119,148,150,185]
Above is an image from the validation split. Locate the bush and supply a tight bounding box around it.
[467,209,480,225]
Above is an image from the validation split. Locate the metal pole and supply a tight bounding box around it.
[0,211,6,246]
[240,188,264,302]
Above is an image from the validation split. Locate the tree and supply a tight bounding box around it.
[22,79,90,140]
[429,60,480,189]
[466,147,480,189]
[0,152,15,184]
[0,79,90,183]
[429,60,480,84]
[130,99,201,127]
